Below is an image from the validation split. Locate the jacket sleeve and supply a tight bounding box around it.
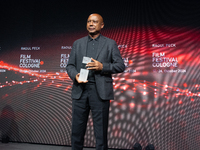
[66,41,79,81]
[101,41,125,74]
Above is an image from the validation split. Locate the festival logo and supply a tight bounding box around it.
[60,54,69,68]
[19,54,42,68]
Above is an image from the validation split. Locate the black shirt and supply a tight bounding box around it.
[86,35,101,82]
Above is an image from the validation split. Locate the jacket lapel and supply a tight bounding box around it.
[81,36,88,57]
[94,35,106,60]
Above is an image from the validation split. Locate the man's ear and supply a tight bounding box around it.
[101,22,104,29]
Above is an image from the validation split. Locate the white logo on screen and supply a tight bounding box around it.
[60,54,69,68]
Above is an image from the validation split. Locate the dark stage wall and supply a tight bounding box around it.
[0,0,200,149]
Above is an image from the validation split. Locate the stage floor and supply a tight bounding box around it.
[0,143,95,150]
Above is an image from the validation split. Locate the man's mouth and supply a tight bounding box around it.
[89,28,95,30]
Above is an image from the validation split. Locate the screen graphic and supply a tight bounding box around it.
[0,1,200,149]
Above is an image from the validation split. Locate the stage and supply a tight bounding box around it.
[0,143,95,150]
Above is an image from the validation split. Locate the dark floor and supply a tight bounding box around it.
[0,143,95,150]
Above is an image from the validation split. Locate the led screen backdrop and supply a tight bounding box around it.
[0,0,200,149]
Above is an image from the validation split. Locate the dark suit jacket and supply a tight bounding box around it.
[66,35,125,100]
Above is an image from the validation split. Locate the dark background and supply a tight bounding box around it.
[0,0,200,149]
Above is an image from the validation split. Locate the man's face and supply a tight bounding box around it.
[87,14,104,35]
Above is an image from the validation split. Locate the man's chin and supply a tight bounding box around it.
[89,32,95,35]
[89,32,99,36]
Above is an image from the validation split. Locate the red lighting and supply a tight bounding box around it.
[40,61,44,65]
[183,83,187,87]
[129,103,135,108]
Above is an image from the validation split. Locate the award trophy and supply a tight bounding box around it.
[78,56,91,82]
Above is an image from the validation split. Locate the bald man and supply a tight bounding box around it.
[67,13,125,150]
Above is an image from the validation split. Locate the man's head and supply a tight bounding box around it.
[87,13,104,38]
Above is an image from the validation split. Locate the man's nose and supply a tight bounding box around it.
[89,21,94,25]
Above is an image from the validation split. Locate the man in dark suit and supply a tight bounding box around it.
[66,13,125,150]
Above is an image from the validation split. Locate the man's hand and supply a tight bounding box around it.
[86,58,103,71]
[75,73,88,83]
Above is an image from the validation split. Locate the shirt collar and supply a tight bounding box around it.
[88,34,101,42]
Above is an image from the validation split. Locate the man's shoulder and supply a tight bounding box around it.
[73,35,116,44]
[101,35,116,43]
